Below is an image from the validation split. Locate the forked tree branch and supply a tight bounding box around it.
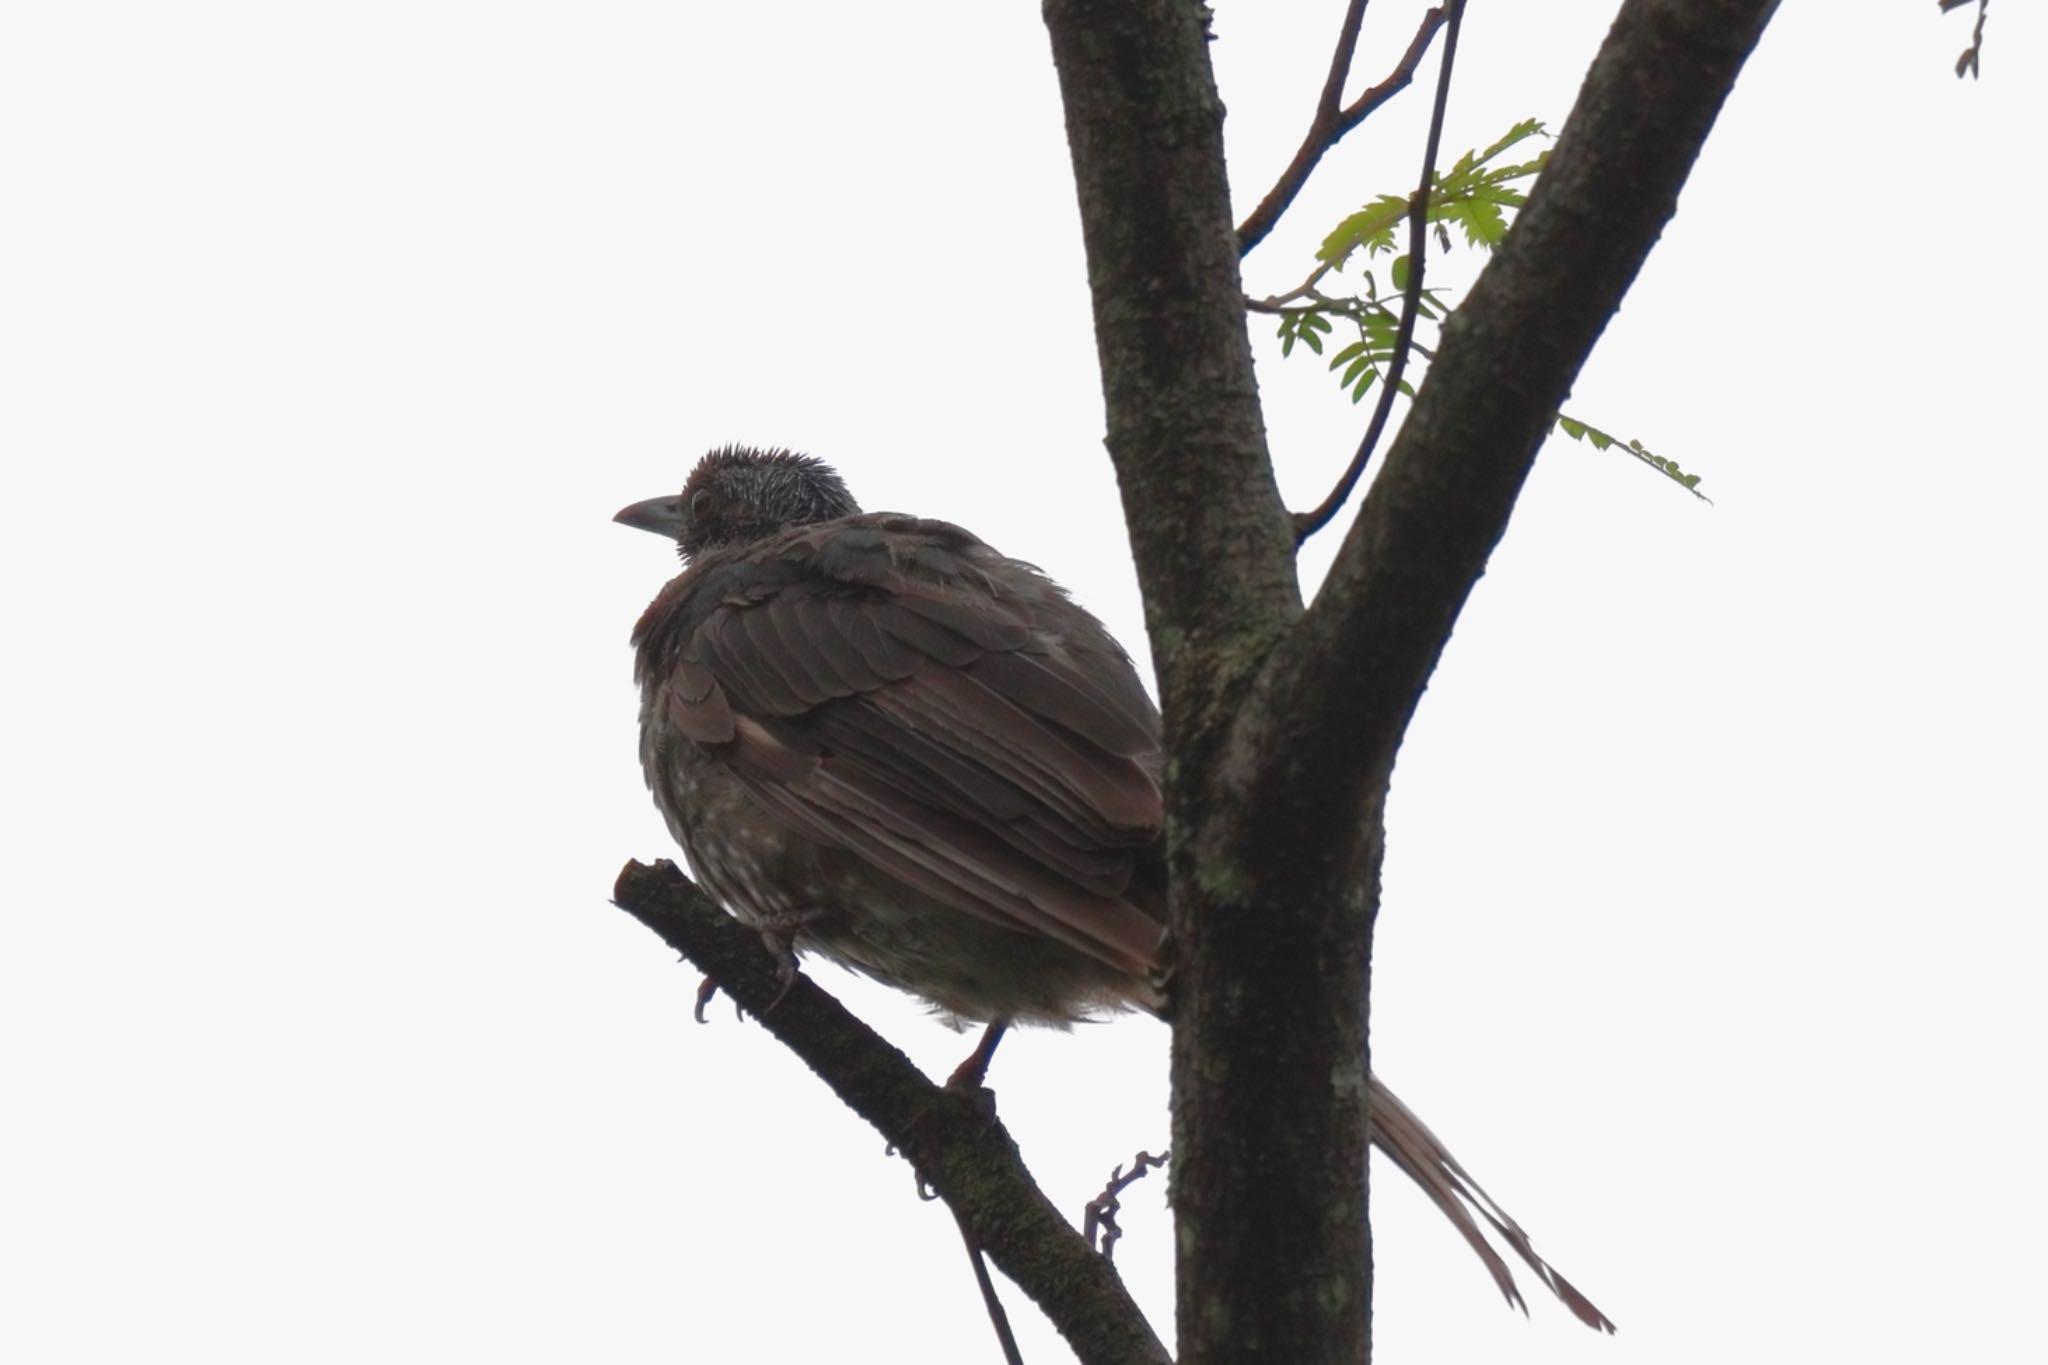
[1049,3,1777,1363]
[1239,0,1780,865]
[1293,0,1467,543]
[1236,4,1450,255]
[611,859,1171,1365]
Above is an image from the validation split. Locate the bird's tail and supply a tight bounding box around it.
[1368,1074,1616,1332]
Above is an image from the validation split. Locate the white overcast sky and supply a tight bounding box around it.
[4,3,2043,1363]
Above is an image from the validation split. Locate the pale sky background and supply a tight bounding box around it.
[4,3,2043,1362]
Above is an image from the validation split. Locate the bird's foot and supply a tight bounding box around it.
[945,1022,1009,1092]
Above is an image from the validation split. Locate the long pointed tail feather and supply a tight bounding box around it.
[1368,1075,1616,1333]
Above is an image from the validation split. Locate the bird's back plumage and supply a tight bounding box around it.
[632,508,1167,1021]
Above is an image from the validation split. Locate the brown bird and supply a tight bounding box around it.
[619,444,1612,1331]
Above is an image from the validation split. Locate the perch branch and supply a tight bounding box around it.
[611,859,1170,1365]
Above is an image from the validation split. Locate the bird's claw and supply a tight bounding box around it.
[763,949,800,1013]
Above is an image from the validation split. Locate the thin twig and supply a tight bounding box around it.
[1237,4,1450,256]
[1249,261,1338,311]
[1083,1151,1170,1263]
[1294,0,1467,544]
[955,1204,1027,1365]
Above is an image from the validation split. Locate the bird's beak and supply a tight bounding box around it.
[613,494,686,540]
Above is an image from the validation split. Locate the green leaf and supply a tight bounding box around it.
[1275,310,1333,358]
[1449,197,1508,249]
[1555,412,1712,501]
[1316,194,1411,267]
[1475,118,1547,167]
[1278,118,1741,507]
[1275,313,1305,358]
[1316,120,1552,274]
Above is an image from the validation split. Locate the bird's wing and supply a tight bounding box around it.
[644,514,1167,977]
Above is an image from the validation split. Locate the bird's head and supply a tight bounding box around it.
[614,445,861,561]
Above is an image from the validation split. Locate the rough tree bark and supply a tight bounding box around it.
[1046,2,1777,1363]
[611,1,1780,1361]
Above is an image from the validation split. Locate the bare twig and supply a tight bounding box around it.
[1249,261,1338,312]
[1083,1151,1170,1263]
[955,1205,1028,1365]
[1295,0,1468,543]
[1237,4,1450,256]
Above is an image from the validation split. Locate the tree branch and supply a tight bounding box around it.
[1236,4,1450,256]
[1247,0,1780,862]
[611,859,1171,1365]
[1292,0,1467,544]
[1042,0,1303,737]
[1048,5,1776,1362]
[1040,6,1391,1363]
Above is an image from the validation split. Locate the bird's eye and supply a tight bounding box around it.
[690,488,715,518]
